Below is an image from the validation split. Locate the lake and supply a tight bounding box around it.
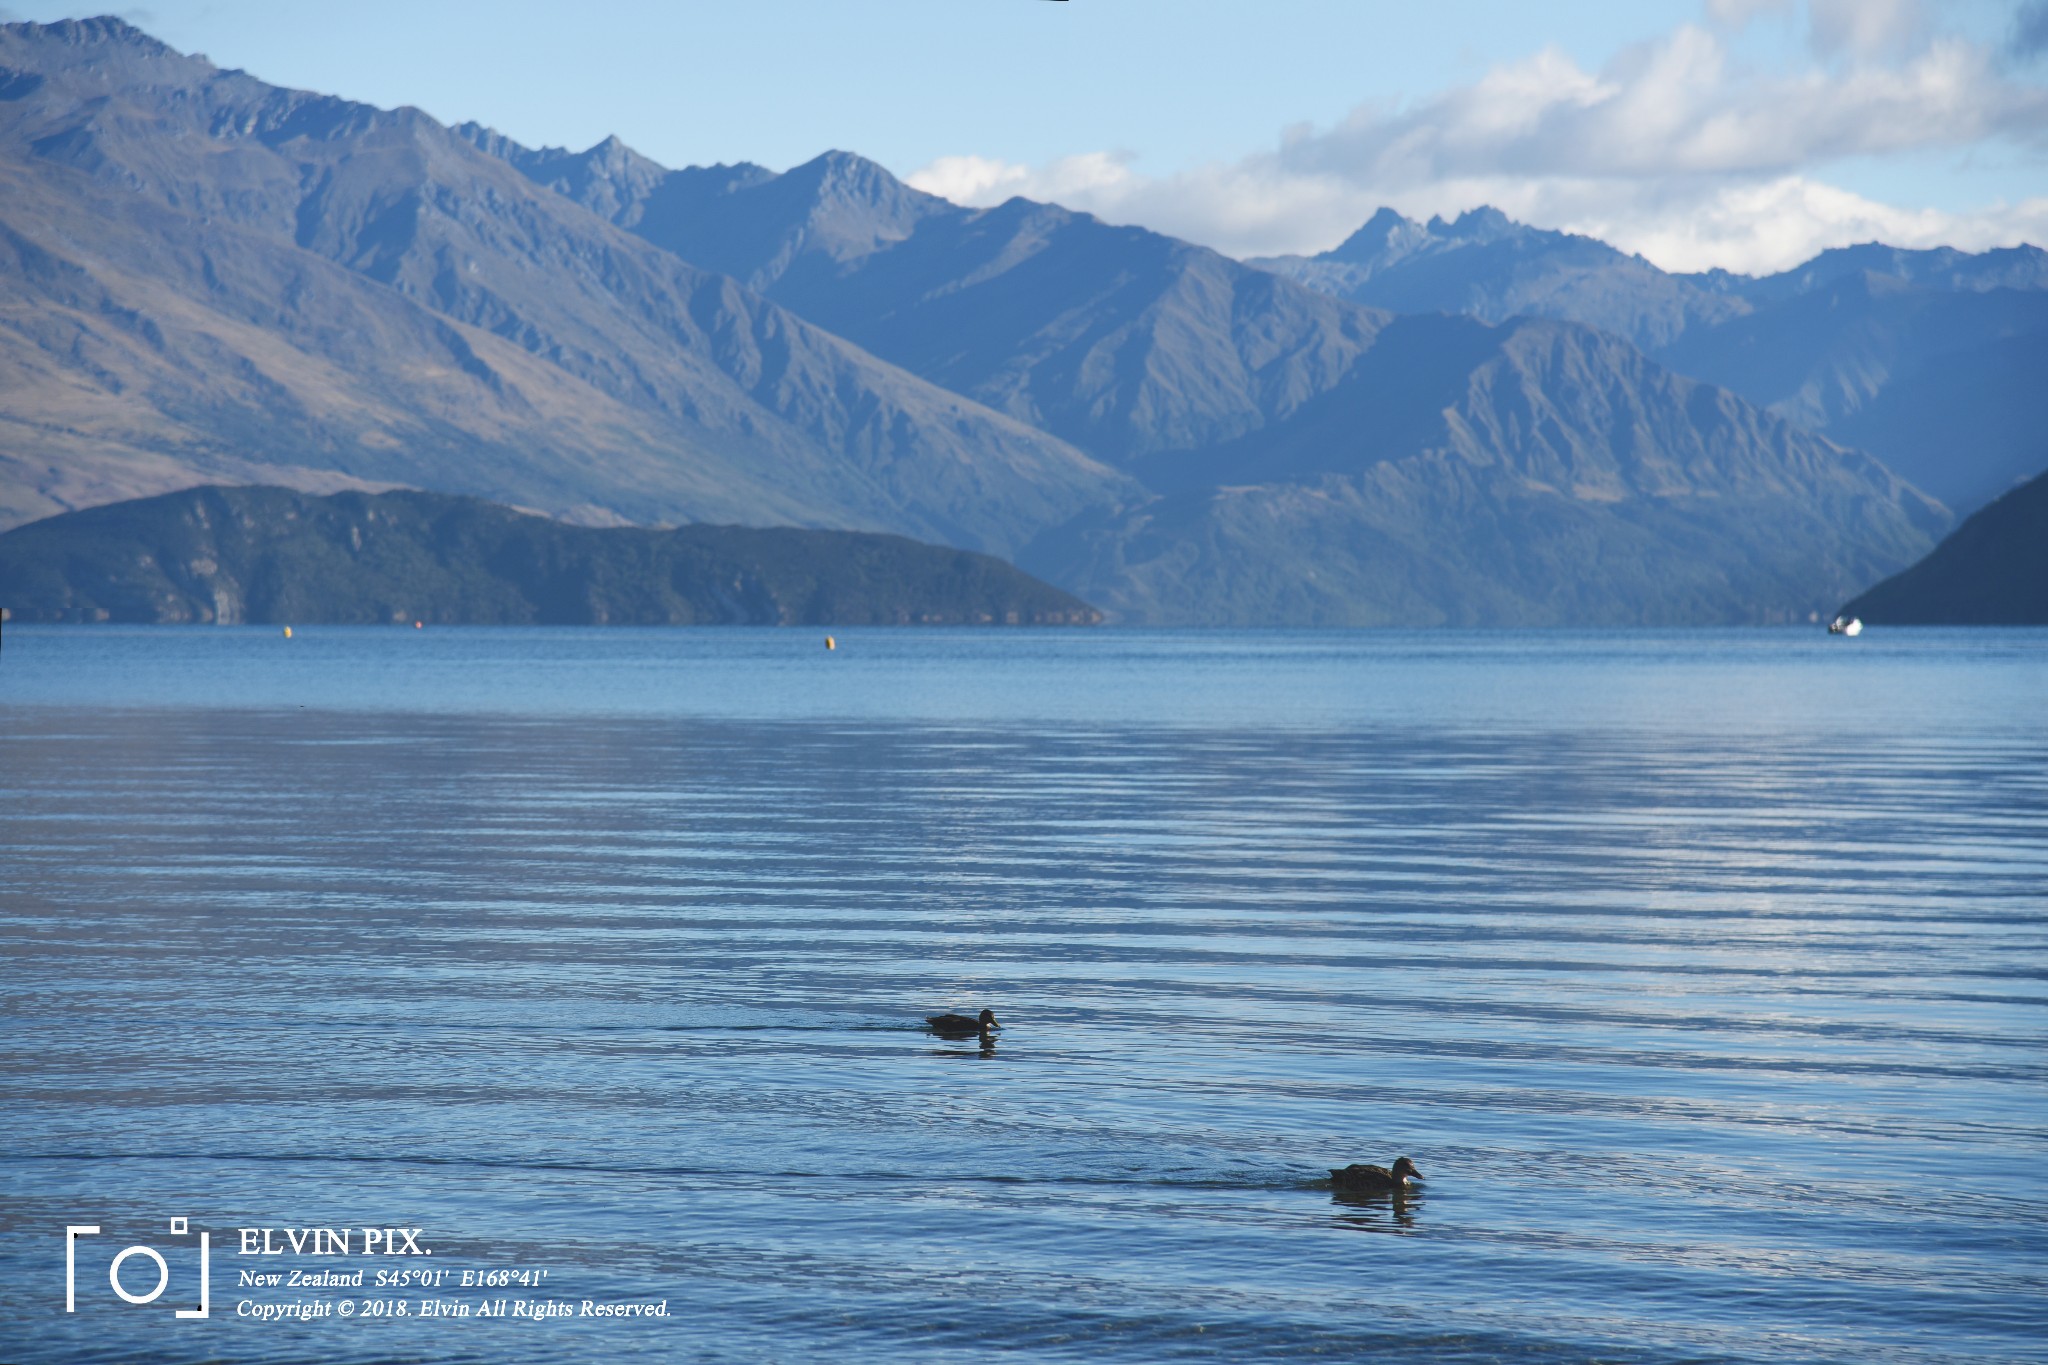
[2,626,2044,1363]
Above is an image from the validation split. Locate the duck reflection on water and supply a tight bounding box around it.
[928,1034,1001,1059]
[1331,1186,1421,1232]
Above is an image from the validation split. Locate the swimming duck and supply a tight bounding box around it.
[1329,1157,1423,1195]
[926,1009,999,1039]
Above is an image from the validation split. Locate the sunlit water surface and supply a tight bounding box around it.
[2,627,2044,1363]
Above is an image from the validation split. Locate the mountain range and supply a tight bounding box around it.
[1250,207,1749,353]
[1,16,2027,625]
[0,17,1128,557]
[461,110,1953,622]
[1255,210,2048,516]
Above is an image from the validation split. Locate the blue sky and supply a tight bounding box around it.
[5,1,2045,270]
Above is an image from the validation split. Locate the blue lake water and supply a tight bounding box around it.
[2,626,2044,1363]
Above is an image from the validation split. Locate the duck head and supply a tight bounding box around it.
[1392,1156,1423,1183]
[978,1009,999,1029]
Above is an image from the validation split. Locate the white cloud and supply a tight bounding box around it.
[905,9,2048,275]
[1555,177,2048,273]
[1268,28,2041,185]
[909,151,1134,207]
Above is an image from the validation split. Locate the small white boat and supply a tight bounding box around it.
[1828,616,1863,636]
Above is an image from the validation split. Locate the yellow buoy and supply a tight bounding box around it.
[282,626,292,639]
[825,635,836,651]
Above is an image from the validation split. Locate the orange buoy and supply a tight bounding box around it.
[414,620,423,629]
[825,635,836,651]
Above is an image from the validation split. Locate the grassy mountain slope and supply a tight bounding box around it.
[1841,470,2048,625]
[0,18,1131,551]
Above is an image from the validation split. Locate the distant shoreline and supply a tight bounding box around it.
[0,486,1102,629]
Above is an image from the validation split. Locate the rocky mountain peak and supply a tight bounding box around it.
[12,15,173,54]
[756,149,950,262]
[1439,205,1517,241]
[1328,207,1426,265]
[1,15,209,82]
[788,149,936,213]
[448,124,670,223]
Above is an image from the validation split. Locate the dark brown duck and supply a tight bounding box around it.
[1329,1156,1423,1195]
[926,1008,999,1039]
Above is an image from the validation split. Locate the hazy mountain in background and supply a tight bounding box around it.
[1842,471,2048,625]
[1256,206,2048,515]
[1025,315,1945,625]
[0,17,1130,551]
[1736,242,2048,302]
[1248,207,1749,353]
[1658,273,2048,514]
